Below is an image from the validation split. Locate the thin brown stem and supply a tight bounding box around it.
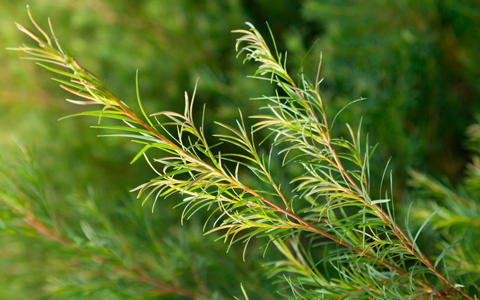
[22,215,202,299]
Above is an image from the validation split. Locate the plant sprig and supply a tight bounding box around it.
[9,8,476,299]
[0,141,204,299]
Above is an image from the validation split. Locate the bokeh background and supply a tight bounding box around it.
[1,0,479,298]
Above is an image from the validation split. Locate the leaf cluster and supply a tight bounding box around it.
[4,8,479,300]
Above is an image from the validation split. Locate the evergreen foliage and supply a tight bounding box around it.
[2,3,479,299]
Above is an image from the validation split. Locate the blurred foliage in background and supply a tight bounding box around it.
[0,0,479,298]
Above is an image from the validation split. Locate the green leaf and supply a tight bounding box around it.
[91,125,153,136]
[36,63,81,79]
[136,69,156,130]
[51,78,85,90]
[331,98,366,132]
[97,134,160,143]
[434,239,461,268]
[130,144,152,164]
[240,283,250,300]
[413,208,441,254]
[232,196,262,209]
[371,199,391,205]
[59,111,139,123]
[150,169,190,181]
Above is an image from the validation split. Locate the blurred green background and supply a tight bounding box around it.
[1,0,479,298]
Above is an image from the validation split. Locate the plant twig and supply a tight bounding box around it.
[22,214,202,299]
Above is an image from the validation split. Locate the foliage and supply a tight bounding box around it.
[3,7,479,299]
[294,0,480,187]
[0,1,288,298]
[408,118,480,298]
[0,139,278,299]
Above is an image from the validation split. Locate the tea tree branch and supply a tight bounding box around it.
[10,10,475,299]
